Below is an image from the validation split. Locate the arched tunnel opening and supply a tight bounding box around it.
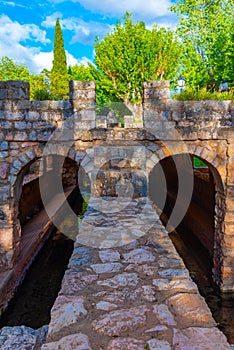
[149,154,215,273]
[149,153,234,343]
[0,155,88,329]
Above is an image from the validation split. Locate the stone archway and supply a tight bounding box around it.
[148,150,226,290]
[10,144,87,266]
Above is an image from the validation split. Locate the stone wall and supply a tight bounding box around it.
[0,79,233,293]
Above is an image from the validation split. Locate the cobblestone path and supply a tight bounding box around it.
[0,198,231,349]
[41,197,231,350]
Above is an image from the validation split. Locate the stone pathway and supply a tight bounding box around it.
[0,197,232,349]
[40,197,231,350]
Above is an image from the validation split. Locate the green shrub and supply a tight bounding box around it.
[172,87,234,101]
[33,89,69,101]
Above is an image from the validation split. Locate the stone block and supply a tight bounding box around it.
[0,227,13,252]
[92,305,148,336]
[6,111,25,121]
[42,334,92,350]
[143,80,170,101]
[0,326,40,350]
[0,142,8,151]
[173,327,230,349]
[14,121,31,130]
[26,111,40,121]
[166,293,215,328]
[107,338,145,350]
[47,295,87,340]
[0,121,12,129]
[13,131,28,141]
[0,163,8,179]
[0,151,8,158]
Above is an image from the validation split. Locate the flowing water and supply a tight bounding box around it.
[0,230,74,329]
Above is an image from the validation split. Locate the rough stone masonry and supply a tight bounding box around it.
[0,79,233,348]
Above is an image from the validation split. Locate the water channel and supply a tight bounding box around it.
[0,230,74,329]
[0,201,233,345]
[169,225,234,344]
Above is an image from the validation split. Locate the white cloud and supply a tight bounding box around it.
[0,15,51,72]
[0,14,84,73]
[66,19,113,45]
[42,14,113,45]
[0,1,29,8]
[32,50,86,71]
[32,51,54,71]
[55,0,174,19]
[41,12,62,28]
[0,15,50,44]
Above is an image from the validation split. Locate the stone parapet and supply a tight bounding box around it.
[0,79,233,293]
[143,82,233,140]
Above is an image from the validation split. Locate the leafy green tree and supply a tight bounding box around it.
[50,18,69,98]
[171,0,234,90]
[0,56,30,81]
[69,63,121,105]
[0,56,49,99]
[94,13,181,111]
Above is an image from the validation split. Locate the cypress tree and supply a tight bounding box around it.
[50,18,69,98]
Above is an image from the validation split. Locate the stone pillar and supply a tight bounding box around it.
[0,80,30,105]
[143,81,175,139]
[69,81,96,139]
[221,141,234,293]
[0,81,30,271]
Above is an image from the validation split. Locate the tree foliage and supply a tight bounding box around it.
[69,63,121,104]
[0,56,48,99]
[94,13,181,106]
[171,0,234,90]
[0,56,30,81]
[50,18,69,98]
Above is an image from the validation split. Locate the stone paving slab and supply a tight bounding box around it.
[41,197,231,350]
[0,197,231,349]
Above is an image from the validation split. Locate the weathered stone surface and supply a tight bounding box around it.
[123,248,155,264]
[1,80,234,348]
[166,293,215,327]
[97,272,139,288]
[0,163,8,179]
[145,325,168,333]
[96,301,117,310]
[60,271,98,295]
[99,249,120,262]
[47,296,87,338]
[68,255,94,269]
[158,268,190,279]
[94,290,128,307]
[153,278,197,292]
[91,262,123,274]
[107,337,145,350]
[92,306,149,336]
[173,327,230,349]
[42,333,92,350]
[37,325,49,349]
[0,326,39,350]
[125,263,158,276]
[72,246,94,256]
[139,285,156,302]
[147,338,171,350]
[153,304,176,326]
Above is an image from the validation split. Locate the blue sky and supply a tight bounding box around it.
[0,0,178,73]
